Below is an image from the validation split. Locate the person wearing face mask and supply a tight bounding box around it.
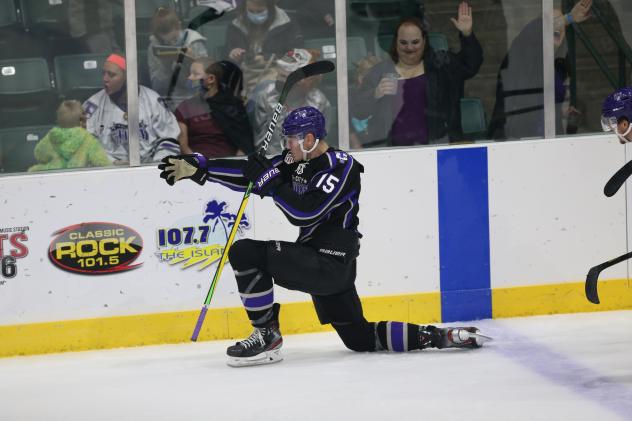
[83,54,181,164]
[174,58,254,158]
[225,0,303,95]
[148,7,209,100]
[249,48,331,155]
[488,0,593,140]
[356,3,483,146]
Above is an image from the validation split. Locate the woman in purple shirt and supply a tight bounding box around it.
[356,2,483,146]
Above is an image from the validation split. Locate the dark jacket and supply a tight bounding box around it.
[356,32,483,144]
[224,6,303,60]
[488,17,564,140]
[206,91,255,154]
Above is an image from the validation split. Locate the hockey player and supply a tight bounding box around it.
[159,106,490,367]
[601,86,632,144]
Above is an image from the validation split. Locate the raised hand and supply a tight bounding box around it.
[158,154,208,186]
[450,1,473,37]
[570,0,592,24]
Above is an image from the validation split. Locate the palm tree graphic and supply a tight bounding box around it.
[203,200,250,241]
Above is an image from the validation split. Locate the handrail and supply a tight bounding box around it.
[572,25,619,89]
[563,0,631,106]
[590,1,632,66]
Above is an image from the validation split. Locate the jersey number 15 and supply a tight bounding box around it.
[315,174,340,194]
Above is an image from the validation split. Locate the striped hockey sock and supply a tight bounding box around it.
[375,321,423,352]
[234,267,275,327]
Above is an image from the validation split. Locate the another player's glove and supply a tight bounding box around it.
[158,154,208,186]
[243,153,282,197]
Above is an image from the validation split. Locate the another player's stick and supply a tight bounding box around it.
[603,159,632,197]
[191,60,336,341]
[585,250,632,304]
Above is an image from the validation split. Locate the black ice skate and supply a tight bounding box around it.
[420,325,492,349]
[226,303,283,367]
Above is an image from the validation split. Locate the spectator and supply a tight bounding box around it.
[148,7,209,99]
[249,48,331,155]
[283,0,335,37]
[83,54,181,164]
[28,100,112,172]
[225,0,303,95]
[355,3,483,146]
[488,0,592,140]
[175,58,254,158]
[348,54,382,149]
[68,0,121,53]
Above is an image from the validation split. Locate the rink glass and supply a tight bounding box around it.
[0,1,631,174]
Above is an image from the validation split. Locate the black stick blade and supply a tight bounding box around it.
[604,160,632,197]
[585,267,601,304]
[584,250,632,304]
[280,61,335,100]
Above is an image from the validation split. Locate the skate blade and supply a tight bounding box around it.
[227,348,283,368]
[471,332,493,346]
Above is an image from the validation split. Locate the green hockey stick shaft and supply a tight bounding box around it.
[190,60,335,341]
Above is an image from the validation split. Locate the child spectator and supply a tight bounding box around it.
[28,100,112,172]
[148,7,209,99]
[175,58,254,158]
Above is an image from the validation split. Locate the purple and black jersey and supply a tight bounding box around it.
[203,147,364,243]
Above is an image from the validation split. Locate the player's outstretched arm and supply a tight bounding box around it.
[158,154,208,186]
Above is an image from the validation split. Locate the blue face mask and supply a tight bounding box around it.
[186,79,206,95]
[247,9,268,25]
[351,116,371,133]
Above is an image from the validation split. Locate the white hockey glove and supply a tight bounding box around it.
[158,154,208,186]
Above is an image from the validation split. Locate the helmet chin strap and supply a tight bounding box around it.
[299,138,320,160]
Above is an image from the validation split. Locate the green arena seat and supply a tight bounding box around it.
[0,125,51,173]
[0,57,55,126]
[460,97,487,139]
[0,0,18,29]
[54,53,108,102]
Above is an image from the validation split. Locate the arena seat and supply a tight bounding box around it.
[0,124,51,173]
[460,97,487,139]
[0,0,19,29]
[0,57,55,126]
[54,53,108,102]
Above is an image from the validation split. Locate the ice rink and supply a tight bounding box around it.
[1,310,631,421]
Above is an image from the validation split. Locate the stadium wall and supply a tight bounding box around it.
[1,134,631,357]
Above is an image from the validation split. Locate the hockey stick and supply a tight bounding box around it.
[585,250,632,304]
[191,60,336,341]
[603,159,632,197]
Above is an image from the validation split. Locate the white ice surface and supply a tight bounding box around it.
[1,311,631,421]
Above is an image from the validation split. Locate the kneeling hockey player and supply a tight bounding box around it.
[159,106,491,367]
